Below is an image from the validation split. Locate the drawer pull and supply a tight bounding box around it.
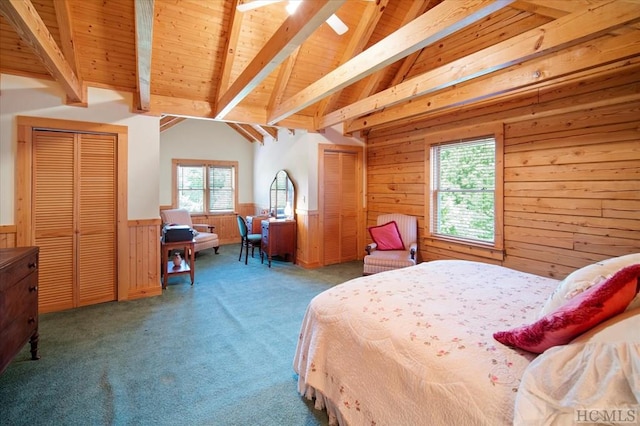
[28,317,36,324]
[29,285,38,292]
[28,262,37,269]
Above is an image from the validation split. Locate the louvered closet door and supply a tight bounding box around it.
[322,151,358,265]
[77,134,116,306]
[33,130,117,312]
[33,131,76,312]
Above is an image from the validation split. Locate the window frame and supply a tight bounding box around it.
[172,159,238,215]
[424,125,504,260]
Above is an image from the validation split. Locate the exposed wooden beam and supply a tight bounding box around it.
[346,28,640,132]
[268,0,515,125]
[227,123,256,143]
[217,0,243,99]
[226,122,265,144]
[53,0,82,101]
[510,0,572,18]
[151,94,252,121]
[160,116,185,132]
[0,0,85,104]
[313,0,389,121]
[149,94,316,131]
[267,47,300,116]
[215,0,345,120]
[379,0,436,88]
[340,0,432,132]
[370,58,640,136]
[322,0,638,130]
[134,0,154,111]
[241,124,265,144]
[259,125,278,140]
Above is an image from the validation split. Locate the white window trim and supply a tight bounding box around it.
[424,124,504,260]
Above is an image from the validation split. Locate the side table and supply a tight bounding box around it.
[161,239,195,289]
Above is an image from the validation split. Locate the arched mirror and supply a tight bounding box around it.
[270,170,295,219]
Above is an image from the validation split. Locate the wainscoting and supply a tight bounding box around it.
[127,219,162,299]
[4,206,328,306]
[295,209,320,268]
[0,225,16,248]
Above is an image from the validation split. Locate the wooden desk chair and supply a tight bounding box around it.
[237,215,262,264]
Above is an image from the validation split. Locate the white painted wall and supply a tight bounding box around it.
[158,119,255,206]
[253,126,364,212]
[1,73,364,226]
[0,74,160,223]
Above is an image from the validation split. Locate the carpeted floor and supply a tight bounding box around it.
[0,244,363,426]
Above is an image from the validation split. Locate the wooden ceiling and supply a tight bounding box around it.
[1,0,639,141]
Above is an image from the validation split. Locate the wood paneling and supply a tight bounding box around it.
[127,219,161,299]
[296,210,320,268]
[366,76,640,279]
[0,226,17,248]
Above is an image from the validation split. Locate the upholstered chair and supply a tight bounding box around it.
[363,213,417,275]
[160,208,220,254]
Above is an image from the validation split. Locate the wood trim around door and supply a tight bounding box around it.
[318,143,364,266]
[15,116,130,301]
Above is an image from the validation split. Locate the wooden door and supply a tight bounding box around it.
[33,130,116,312]
[322,149,359,265]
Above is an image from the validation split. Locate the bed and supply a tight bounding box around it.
[293,257,640,425]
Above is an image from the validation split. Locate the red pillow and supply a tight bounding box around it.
[368,221,405,251]
[493,263,640,354]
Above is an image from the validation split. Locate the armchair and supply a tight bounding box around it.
[160,208,219,254]
[363,213,417,275]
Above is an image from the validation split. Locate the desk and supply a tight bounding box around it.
[161,239,195,289]
[261,219,296,267]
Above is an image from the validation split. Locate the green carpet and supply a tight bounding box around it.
[0,244,363,426]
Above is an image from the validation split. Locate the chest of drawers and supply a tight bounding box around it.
[261,219,296,267]
[0,247,40,374]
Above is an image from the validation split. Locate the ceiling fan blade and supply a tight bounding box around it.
[326,14,348,35]
[237,0,283,13]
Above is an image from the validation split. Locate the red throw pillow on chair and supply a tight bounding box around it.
[368,221,405,251]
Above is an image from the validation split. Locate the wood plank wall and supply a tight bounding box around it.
[366,69,640,280]
[0,225,17,248]
[501,102,640,278]
[127,219,162,299]
[296,210,320,268]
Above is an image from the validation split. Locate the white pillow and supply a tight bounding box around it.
[514,308,640,426]
[539,253,640,318]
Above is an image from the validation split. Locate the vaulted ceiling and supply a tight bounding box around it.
[1,0,639,141]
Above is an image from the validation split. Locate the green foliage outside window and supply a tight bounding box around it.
[178,166,205,212]
[433,138,495,243]
[177,164,235,213]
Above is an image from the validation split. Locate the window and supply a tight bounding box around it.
[431,136,496,244]
[173,160,238,214]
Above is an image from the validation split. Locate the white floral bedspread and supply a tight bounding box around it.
[293,260,559,426]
